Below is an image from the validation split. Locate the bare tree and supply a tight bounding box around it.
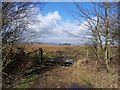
[1,2,43,45]
[68,2,119,71]
[1,2,43,82]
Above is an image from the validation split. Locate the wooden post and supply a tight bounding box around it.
[39,48,43,65]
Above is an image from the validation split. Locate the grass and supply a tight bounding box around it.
[43,51,76,59]
[78,61,118,88]
[14,74,39,88]
[23,44,88,59]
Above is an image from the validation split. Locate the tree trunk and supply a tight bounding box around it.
[105,48,109,72]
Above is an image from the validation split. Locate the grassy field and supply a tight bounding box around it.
[21,44,90,59]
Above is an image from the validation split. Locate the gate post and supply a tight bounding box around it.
[39,48,43,65]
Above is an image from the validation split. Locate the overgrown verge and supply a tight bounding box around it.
[2,44,42,88]
[84,45,119,72]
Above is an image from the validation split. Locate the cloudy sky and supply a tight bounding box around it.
[27,2,93,45]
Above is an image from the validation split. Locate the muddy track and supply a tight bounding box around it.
[30,60,90,88]
[29,59,118,88]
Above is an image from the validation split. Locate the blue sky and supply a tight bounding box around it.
[42,2,75,21]
[27,2,93,44]
[41,2,92,21]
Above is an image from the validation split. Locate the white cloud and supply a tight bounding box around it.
[28,11,61,33]
[27,10,91,44]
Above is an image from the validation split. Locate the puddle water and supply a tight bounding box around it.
[65,59,74,63]
[69,83,83,89]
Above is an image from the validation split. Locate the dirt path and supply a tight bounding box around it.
[30,59,118,88]
[30,60,92,88]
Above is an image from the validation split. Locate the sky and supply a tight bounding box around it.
[27,2,93,45]
[41,2,92,20]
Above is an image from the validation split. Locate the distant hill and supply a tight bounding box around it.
[59,43,71,45]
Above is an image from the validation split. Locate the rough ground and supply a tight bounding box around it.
[30,59,118,88]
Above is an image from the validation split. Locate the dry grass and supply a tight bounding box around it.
[21,44,89,60]
[23,44,81,52]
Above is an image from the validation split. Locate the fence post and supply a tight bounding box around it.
[39,48,43,65]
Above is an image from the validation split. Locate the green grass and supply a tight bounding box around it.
[14,74,39,88]
[43,50,76,59]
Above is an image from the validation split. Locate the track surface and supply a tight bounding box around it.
[30,60,90,88]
